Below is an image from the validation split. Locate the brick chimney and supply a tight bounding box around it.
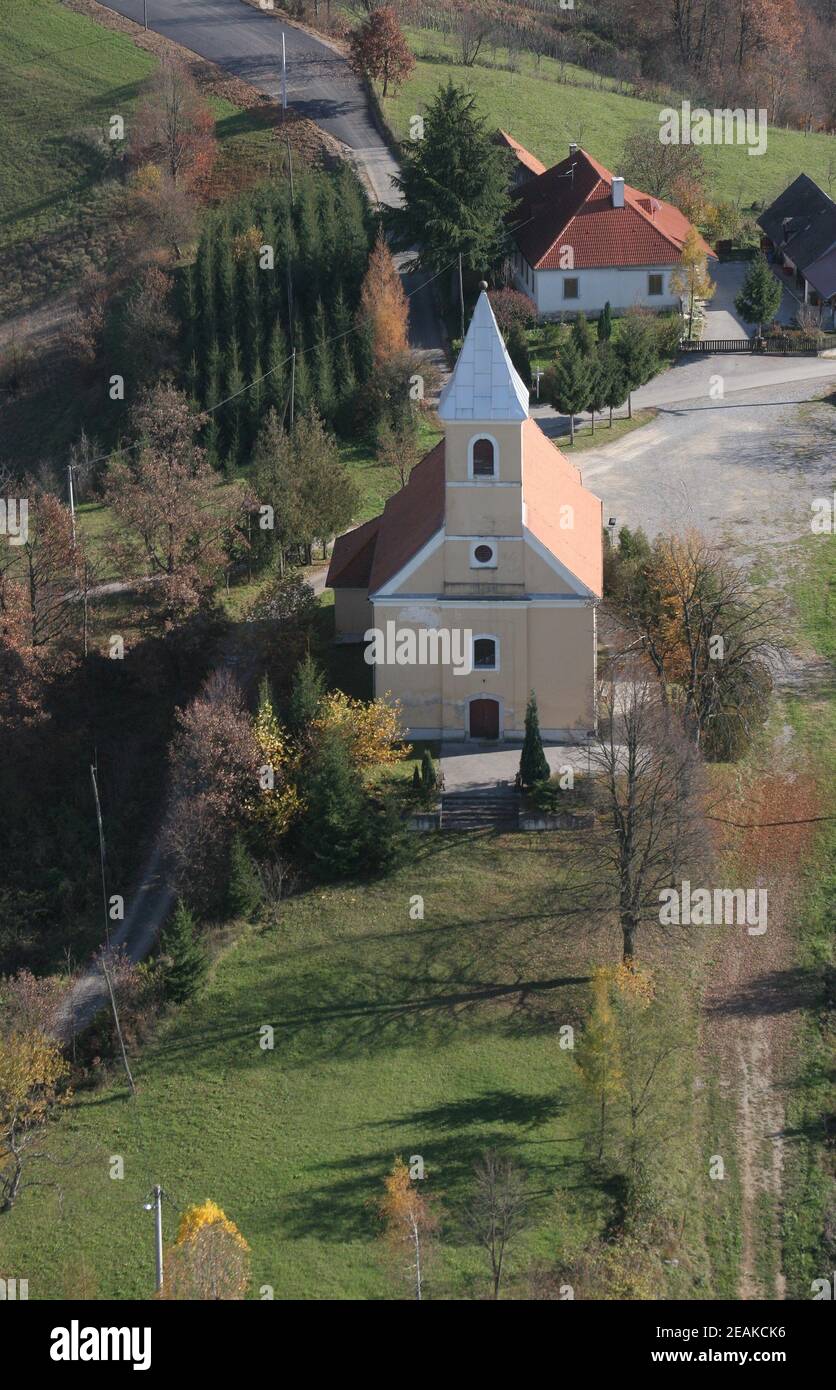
[612,176,625,208]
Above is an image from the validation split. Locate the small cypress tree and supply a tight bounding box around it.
[597,302,612,342]
[519,691,550,787]
[227,833,263,920]
[160,900,207,1005]
[420,748,438,792]
[543,340,595,443]
[412,764,422,792]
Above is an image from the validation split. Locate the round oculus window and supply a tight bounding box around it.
[474,544,494,563]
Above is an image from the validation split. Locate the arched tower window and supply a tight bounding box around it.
[471,437,496,478]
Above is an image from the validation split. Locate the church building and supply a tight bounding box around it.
[327,291,603,742]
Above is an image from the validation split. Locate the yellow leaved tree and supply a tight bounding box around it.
[669,227,715,341]
[162,1199,251,1300]
[246,680,303,837]
[0,1030,71,1213]
[316,691,410,770]
[576,967,625,1163]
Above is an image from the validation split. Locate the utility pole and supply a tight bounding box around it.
[144,1186,164,1293]
[281,32,287,113]
[143,0,148,31]
[286,135,294,204]
[458,253,465,342]
[90,761,136,1095]
[290,348,296,428]
[67,464,76,545]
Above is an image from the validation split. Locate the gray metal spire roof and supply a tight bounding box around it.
[437,291,530,422]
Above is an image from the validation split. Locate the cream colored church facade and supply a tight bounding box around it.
[327,292,603,742]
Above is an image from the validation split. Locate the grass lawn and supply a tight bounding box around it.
[780,532,836,1296]
[385,28,836,213]
[0,0,280,315]
[2,834,626,1300]
[549,407,656,453]
[341,416,443,522]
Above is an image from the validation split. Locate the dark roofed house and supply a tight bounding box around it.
[503,142,715,318]
[758,174,836,327]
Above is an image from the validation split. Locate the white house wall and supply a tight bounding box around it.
[513,263,678,316]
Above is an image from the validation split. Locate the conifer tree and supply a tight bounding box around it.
[223,332,245,468]
[571,311,595,355]
[420,748,437,792]
[288,652,326,737]
[519,691,549,787]
[160,900,208,1004]
[597,301,612,342]
[386,80,511,275]
[598,341,626,425]
[734,254,782,337]
[215,229,235,338]
[266,318,289,421]
[226,833,263,919]
[615,316,658,419]
[543,341,594,443]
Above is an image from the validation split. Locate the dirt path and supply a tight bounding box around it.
[701,656,829,1299]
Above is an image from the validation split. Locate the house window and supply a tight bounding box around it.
[648,273,664,296]
[471,437,496,478]
[473,637,498,670]
[470,541,497,568]
[563,278,579,300]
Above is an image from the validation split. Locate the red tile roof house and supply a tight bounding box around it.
[507,142,716,318]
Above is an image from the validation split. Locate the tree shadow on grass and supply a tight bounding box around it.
[270,1107,590,1245]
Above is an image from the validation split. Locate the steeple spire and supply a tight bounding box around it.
[438,290,530,423]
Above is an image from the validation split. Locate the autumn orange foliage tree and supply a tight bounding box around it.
[377,1156,440,1300]
[348,7,415,98]
[358,230,409,368]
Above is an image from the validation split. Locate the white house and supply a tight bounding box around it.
[507,144,716,318]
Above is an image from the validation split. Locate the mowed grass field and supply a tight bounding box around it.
[0,0,278,312]
[386,29,836,212]
[0,0,156,250]
[0,834,626,1300]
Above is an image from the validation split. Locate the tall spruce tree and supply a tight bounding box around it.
[386,80,512,275]
[519,691,549,787]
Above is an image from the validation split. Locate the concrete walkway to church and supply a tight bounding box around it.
[440,741,596,792]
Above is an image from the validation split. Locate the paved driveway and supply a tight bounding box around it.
[703,260,801,338]
[562,371,836,558]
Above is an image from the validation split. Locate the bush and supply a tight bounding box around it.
[488,287,537,334]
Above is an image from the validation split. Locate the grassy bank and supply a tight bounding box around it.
[383,27,836,212]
